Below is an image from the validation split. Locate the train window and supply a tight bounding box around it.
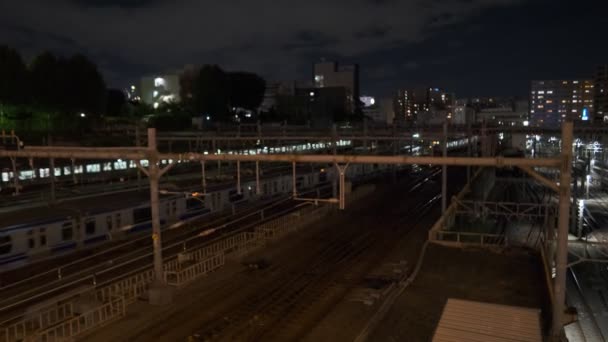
[39,168,50,178]
[27,230,34,249]
[115,213,122,229]
[1,172,8,182]
[62,223,73,241]
[85,219,96,235]
[87,164,101,173]
[0,236,11,254]
[63,167,71,175]
[103,162,112,171]
[106,216,113,231]
[54,168,62,177]
[39,228,46,246]
[114,160,127,170]
[186,198,203,210]
[133,207,151,224]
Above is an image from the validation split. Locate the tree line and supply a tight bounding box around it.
[0,45,268,134]
[0,46,106,132]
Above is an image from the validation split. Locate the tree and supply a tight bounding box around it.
[106,89,128,117]
[0,46,28,106]
[30,51,62,111]
[192,65,230,121]
[228,72,266,111]
[64,54,106,116]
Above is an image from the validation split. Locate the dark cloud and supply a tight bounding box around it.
[4,0,576,97]
[68,0,164,8]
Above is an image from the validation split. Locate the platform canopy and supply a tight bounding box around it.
[432,298,542,342]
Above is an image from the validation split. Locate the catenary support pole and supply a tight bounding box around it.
[136,126,141,191]
[236,160,241,195]
[256,161,261,195]
[201,160,206,194]
[146,128,173,305]
[292,161,297,197]
[10,157,19,196]
[48,136,55,202]
[552,121,573,339]
[442,120,448,214]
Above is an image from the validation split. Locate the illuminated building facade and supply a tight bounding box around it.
[530,80,594,127]
[140,74,181,109]
[594,65,608,122]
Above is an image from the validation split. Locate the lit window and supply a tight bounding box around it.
[153,90,159,97]
[153,102,159,109]
[573,80,579,84]
[547,90,553,94]
[538,91,545,94]
[86,164,101,173]
[572,109,577,112]
[154,77,166,87]
[546,100,553,104]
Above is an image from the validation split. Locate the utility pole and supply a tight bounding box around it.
[442,120,448,214]
[136,128,175,305]
[552,121,573,339]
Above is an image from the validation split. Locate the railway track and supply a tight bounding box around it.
[180,168,445,342]
[0,184,332,321]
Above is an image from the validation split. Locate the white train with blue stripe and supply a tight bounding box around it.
[0,163,388,267]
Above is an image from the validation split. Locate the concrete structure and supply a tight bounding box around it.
[313,61,360,114]
[530,80,594,127]
[275,86,349,126]
[594,65,608,122]
[141,74,181,108]
[361,97,394,125]
[453,105,475,126]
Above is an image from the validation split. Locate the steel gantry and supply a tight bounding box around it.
[0,123,574,340]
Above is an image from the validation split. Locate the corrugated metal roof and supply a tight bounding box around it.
[432,298,542,342]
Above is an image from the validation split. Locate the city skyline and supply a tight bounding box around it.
[0,0,606,98]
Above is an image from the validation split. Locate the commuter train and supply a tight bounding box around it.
[0,163,388,267]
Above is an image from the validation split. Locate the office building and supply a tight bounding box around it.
[313,61,360,113]
[595,65,608,122]
[530,80,594,128]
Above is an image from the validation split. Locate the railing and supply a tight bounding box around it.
[428,168,484,242]
[96,269,155,305]
[434,231,504,246]
[34,297,125,342]
[165,253,225,287]
[0,303,73,342]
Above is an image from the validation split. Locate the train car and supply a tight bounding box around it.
[0,168,332,267]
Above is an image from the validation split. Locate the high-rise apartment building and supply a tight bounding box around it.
[530,80,594,127]
[394,87,454,125]
[594,65,608,122]
[313,61,360,113]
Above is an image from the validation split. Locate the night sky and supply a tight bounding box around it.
[1,0,605,98]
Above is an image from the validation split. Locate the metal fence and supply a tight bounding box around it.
[0,303,73,342]
[34,297,125,342]
[165,253,225,287]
